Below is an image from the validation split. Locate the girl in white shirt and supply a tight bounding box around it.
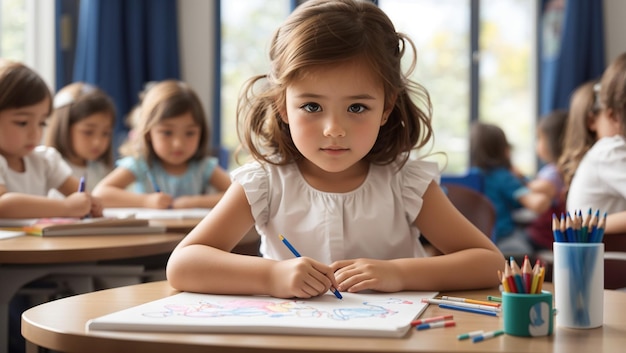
[566,52,626,232]
[167,0,503,298]
[45,82,115,197]
[0,60,102,218]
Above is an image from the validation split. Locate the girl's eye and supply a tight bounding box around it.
[159,130,173,136]
[301,103,321,113]
[348,104,367,114]
[186,130,199,137]
[13,121,28,127]
[80,130,95,137]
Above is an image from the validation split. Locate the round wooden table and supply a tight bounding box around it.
[21,281,626,353]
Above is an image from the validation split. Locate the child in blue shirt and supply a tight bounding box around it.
[470,122,550,254]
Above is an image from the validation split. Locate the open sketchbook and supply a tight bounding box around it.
[87,290,437,338]
[103,208,210,220]
[23,217,166,237]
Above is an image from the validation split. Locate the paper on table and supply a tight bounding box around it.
[103,208,210,220]
[87,291,438,338]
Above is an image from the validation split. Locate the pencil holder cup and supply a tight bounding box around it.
[553,242,604,329]
[502,291,553,337]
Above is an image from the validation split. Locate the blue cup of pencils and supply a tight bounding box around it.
[553,242,604,329]
[502,291,553,337]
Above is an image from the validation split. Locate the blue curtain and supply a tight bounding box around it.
[540,0,605,115]
[72,0,180,151]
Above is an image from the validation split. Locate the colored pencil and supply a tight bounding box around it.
[438,303,499,317]
[440,296,500,307]
[509,257,526,294]
[421,298,500,312]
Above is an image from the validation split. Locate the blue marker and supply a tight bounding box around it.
[279,234,342,299]
[472,329,504,343]
[78,175,86,192]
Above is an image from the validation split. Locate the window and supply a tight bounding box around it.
[379,0,537,175]
[219,0,537,175]
[0,0,55,88]
[220,0,291,167]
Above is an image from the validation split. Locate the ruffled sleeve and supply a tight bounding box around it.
[116,156,148,177]
[231,162,270,225]
[401,158,441,222]
[200,157,219,183]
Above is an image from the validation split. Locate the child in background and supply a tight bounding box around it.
[0,60,102,218]
[526,110,568,250]
[557,80,601,190]
[167,0,503,298]
[93,80,231,209]
[45,82,115,197]
[469,122,550,255]
[567,52,626,222]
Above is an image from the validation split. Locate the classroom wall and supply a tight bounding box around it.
[177,0,626,128]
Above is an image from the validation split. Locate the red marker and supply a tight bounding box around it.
[410,314,453,326]
[416,320,456,330]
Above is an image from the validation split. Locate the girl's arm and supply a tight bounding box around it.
[527,178,557,199]
[93,167,171,208]
[518,190,551,214]
[332,181,504,293]
[171,166,232,209]
[605,211,626,234]
[166,182,338,298]
[56,176,104,217]
[0,184,92,218]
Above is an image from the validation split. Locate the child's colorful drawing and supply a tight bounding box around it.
[87,291,437,337]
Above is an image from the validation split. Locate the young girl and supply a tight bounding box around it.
[45,82,115,196]
[527,110,568,250]
[469,122,550,255]
[557,80,601,190]
[167,0,503,298]
[0,60,102,218]
[566,52,626,222]
[93,80,231,209]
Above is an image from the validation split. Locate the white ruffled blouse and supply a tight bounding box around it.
[231,158,439,264]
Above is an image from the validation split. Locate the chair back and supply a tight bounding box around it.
[604,233,626,290]
[441,170,484,193]
[442,183,496,238]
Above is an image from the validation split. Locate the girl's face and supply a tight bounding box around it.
[70,112,113,165]
[283,60,391,176]
[0,98,50,168]
[148,112,201,172]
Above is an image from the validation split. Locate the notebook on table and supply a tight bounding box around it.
[22,217,166,237]
[87,290,438,338]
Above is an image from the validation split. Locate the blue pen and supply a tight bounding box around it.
[78,175,86,192]
[438,303,499,317]
[278,234,342,299]
[147,171,161,193]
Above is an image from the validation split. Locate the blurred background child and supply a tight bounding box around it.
[45,82,116,197]
[0,60,102,219]
[566,52,626,220]
[526,110,568,250]
[93,80,231,209]
[469,121,550,255]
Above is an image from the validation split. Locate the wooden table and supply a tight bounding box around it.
[21,281,626,353]
[0,233,185,353]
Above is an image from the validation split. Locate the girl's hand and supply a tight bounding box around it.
[269,257,339,299]
[144,192,173,209]
[63,192,93,218]
[171,195,195,209]
[331,259,404,293]
[89,195,104,217]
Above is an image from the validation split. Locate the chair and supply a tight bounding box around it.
[424,184,496,256]
[440,170,484,193]
[443,183,496,237]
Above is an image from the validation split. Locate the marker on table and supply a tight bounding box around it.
[486,295,502,303]
[472,329,504,343]
[278,234,342,299]
[438,304,499,317]
[421,298,500,312]
[457,330,484,340]
[416,320,455,331]
[410,314,453,326]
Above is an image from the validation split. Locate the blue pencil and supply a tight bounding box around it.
[78,175,86,192]
[147,171,161,193]
[278,234,342,299]
[438,303,499,317]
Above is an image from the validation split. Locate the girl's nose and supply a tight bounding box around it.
[323,114,346,137]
